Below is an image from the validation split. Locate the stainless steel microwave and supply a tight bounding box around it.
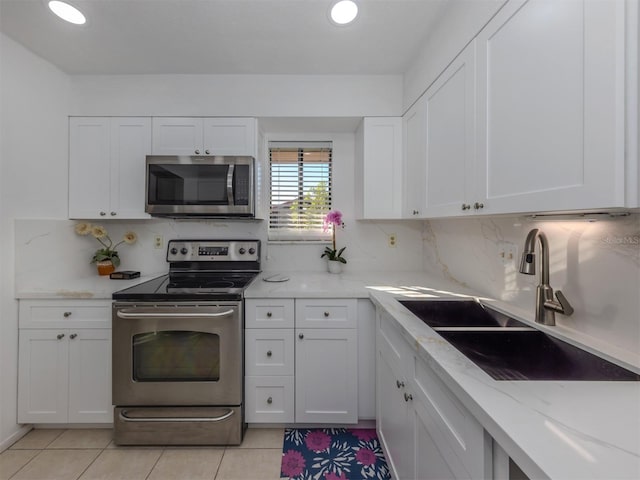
[145,155,254,217]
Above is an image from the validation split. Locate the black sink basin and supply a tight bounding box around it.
[399,300,528,328]
[437,330,640,381]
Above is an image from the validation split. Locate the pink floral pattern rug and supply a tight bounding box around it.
[280,428,391,480]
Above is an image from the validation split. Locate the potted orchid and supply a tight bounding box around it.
[321,210,346,273]
[75,223,137,275]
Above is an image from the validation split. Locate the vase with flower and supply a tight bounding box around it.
[321,210,347,274]
[75,223,137,275]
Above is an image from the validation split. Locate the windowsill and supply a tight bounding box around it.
[267,240,331,245]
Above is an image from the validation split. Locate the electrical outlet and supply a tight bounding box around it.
[498,241,517,266]
[154,235,163,249]
[388,234,397,248]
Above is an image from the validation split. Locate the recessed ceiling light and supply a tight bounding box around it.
[47,1,86,25]
[330,0,358,25]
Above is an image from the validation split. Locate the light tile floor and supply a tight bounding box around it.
[0,428,285,480]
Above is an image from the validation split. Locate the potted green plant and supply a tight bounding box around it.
[321,210,347,273]
[75,223,137,275]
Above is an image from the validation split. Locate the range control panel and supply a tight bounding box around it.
[166,240,260,262]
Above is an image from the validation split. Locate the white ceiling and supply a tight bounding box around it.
[0,0,448,75]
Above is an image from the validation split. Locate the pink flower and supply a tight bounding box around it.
[350,429,377,442]
[281,449,306,477]
[324,472,348,480]
[355,448,377,466]
[305,430,331,452]
[325,210,343,226]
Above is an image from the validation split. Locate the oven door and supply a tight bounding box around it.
[112,302,242,406]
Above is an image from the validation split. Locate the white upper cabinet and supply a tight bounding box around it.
[69,117,151,220]
[403,95,428,218]
[355,117,403,219]
[423,42,477,217]
[152,117,257,157]
[475,0,626,213]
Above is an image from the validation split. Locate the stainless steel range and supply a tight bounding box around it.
[111,239,260,446]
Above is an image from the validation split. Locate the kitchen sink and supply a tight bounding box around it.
[437,330,640,381]
[399,300,528,328]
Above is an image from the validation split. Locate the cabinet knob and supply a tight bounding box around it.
[413,210,419,215]
[56,333,65,340]
[63,311,72,318]
[267,396,273,404]
[205,149,210,155]
[69,333,78,339]
[266,350,272,357]
[474,202,484,210]
[110,211,116,216]
[195,149,200,154]
[266,311,272,318]
[461,204,471,211]
[323,311,329,318]
[298,333,304,340]
[404,392,413,402]
[99,211,106,216]
[396,380,405,389]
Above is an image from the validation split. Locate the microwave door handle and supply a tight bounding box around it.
[226,164,235,206]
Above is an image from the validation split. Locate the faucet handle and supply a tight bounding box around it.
[554,290,574,316]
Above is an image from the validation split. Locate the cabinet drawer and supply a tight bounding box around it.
[19,300,111,329]
[245,376,294,423]
[245,299,294,328]
[245,329,294,376]
[411,355,487,477]
[295,299,357,329]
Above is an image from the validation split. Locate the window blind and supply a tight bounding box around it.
[269,141,332,241]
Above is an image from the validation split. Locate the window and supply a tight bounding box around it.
[269,141,332,241]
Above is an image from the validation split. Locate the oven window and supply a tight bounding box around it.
[132,331,220,382]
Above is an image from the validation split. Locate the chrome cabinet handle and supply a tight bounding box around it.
[396,380,404,389]
[266,311,272,318]
[110,211,116,216]
[69,333,77,339]
[474,202,484,210]
[412,210,419,215]
[299,333,304,339]
[63,311,72,318]
[404,392,413,402]
[205,149,210,154]
[266,350,272,357]
[267,397,273,404]
[57,333,65,340]
[195,149,200,154]
[99,211,106,216]
[323,311,329,317]
[461,204,471,211]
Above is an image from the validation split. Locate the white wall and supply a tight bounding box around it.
[0,33,71,449]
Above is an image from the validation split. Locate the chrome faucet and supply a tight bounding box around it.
[519,228,574,325]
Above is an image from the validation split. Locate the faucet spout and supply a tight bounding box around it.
[519,228,573,325]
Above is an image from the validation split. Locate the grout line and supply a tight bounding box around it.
[212,447,227,480]
[7,449,43,480]
[144,447,166,480]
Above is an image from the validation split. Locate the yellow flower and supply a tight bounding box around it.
[74,223,92,236]
[122,231,137,244]
[91,225,108,239]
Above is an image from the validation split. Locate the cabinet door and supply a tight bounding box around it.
[18,330,69,423]
[203,118,257,157]
[109,117,151,219]
[403,95,428,218]
[355,118,403,219]
[376,347,414,480]
[69,117,111,219]
[295,329,358,423]
[476,0,625,213]
[424,42,476,217]
[151,117,204,155]
[68,329,112,423]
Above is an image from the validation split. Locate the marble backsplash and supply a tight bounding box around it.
[422,213,640,359]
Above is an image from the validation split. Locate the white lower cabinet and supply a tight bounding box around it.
[245,298,359,424]
[376,308,491,479]
[18,300,112,424]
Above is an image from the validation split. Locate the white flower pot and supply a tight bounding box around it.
[327,260,343,274]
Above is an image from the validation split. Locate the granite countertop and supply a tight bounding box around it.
[370,289,640,480]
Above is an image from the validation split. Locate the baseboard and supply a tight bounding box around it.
[0,425,33,452]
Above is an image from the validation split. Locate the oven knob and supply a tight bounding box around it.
[249,248,256,255]
[239,248,246,255]
[180,247,188,255]
[170,248,178,255]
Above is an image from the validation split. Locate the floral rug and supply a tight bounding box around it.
[280,428,391,480]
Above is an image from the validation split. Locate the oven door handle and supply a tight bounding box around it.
[116,309,235,319]
[118,409,235,423]
[226,164,235,205]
